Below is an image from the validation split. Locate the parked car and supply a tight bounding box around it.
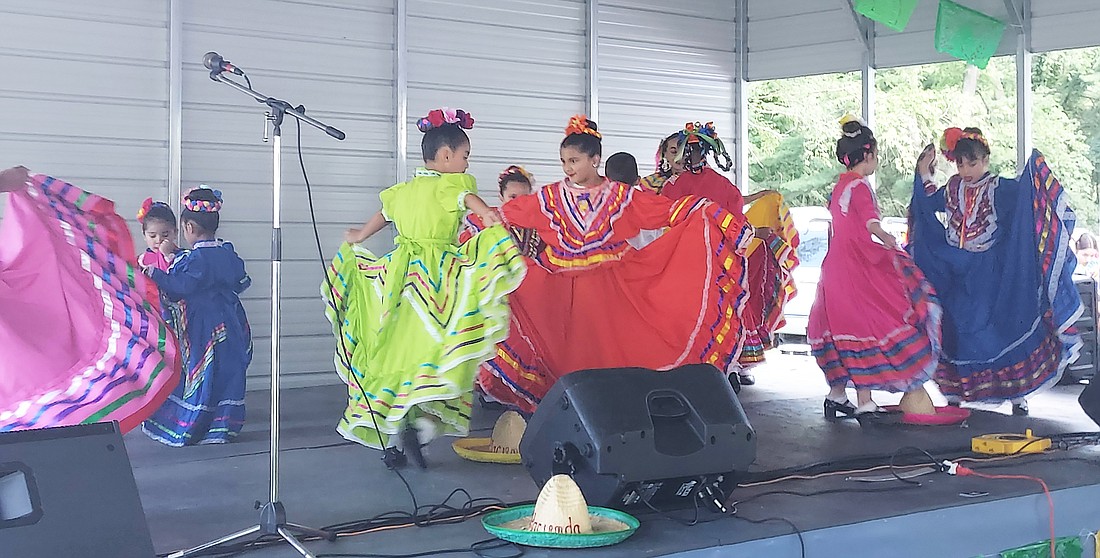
[776,207,831,347]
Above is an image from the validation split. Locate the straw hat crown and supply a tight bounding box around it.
[528,475,593,535]
[488,411,526,454]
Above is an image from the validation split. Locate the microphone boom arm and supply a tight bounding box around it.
[210,72,346,141]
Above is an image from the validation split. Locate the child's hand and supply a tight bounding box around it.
[480,208,503,227]
[344,227,366,244]
[917,144,936,177]
[159,239,178,257]
[754,226,772,238]
[881,233,897,250]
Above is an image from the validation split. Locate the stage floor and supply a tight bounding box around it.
[128,353,1100,558]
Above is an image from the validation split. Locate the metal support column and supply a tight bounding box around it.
[395,0,408,183]
[167,0,183,216]
[733,0,749,189]
[586,0,599,121]
[1009,0,1033,171]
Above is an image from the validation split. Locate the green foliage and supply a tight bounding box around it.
[749,47,1100,228]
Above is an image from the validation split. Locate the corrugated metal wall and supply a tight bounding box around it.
[597,0,737,179]
[179,0,397,389]
[0,0,170,225]
[3,0,1100,391]
[404,0,587,195]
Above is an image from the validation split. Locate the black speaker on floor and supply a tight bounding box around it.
[519,364,756,512]
[1081,378,1100,427]
[0,422,154,558]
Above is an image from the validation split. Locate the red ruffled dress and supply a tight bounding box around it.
[475,178,753,414]
[661,167,799,368]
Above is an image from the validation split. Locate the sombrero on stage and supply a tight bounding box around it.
[482,475,639,548]
[452,410,526,463]
[883,405,971,426]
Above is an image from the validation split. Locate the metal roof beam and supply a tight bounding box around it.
[843,0,874,56]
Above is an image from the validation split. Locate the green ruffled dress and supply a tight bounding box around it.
[323,168,526,448]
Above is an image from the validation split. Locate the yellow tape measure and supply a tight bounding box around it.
[971,429,1051,455]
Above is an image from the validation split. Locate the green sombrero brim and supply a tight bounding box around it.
[482,504,639,548]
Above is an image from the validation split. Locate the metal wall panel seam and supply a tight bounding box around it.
[168,0,182,218]
[396,0,409,184]
[587,0,599,121]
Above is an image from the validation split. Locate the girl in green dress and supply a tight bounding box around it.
[324,108,526,466]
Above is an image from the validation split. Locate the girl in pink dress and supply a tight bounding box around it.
[0,166,179,433]
[136,197,179,272]
[807,117,942,425]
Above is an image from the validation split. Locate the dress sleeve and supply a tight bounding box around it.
[435,173,478,212]
[378,183,399,222]
[501,190,543,229]
[150,251,206,302]
[843,180,881,228]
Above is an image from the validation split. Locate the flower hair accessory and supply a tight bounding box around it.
[417,107,475,133]
[675,121,732,172]
[136,197,171,221]
[839,113,867,137]
[183,186,223,213]
[565,115,601,138]
[939,127,988,162]
[498,165,534,186]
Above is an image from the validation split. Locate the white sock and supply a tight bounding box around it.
[413,417,439,446]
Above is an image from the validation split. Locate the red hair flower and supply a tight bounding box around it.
[137,197,154,221]
[417,107,475,133]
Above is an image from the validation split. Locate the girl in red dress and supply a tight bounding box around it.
[653,122,799,385]
[476,116,755,414]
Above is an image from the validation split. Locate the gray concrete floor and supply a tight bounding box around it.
[127,352,1100,557]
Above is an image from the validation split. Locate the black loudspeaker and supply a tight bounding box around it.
[519,364,756,512]
[0,422,155,558]
[1081,378,1100,427]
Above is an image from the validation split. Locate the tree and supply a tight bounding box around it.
[748,47,1100,229]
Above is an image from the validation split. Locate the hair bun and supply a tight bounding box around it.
[565,115,601,139]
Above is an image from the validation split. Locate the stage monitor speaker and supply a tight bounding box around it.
[0,422,155,558]
[1081,378,1100,427]
[519,364,756,512]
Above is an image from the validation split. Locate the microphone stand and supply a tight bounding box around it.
[166,67,344,558]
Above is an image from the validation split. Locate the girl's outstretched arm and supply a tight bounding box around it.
[743,189,779,205]
[344,211,388,244]
[465,194,502,226]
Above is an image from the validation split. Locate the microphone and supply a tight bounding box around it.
[202,52,244,76]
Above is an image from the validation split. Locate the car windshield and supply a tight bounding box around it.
[797,224,829,269]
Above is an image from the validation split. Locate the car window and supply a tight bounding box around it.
[797,225,829,268]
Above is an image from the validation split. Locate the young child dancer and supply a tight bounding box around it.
[910,128,1082,416]
[476,115,754,414]
[656,122,798,385]
[605,152,640,186]
[325,108,525,465]
[458,165,543,257]
[808,117,942,425]
[0,166,179,433]
[137,198,179,272]
[141,187,253,446]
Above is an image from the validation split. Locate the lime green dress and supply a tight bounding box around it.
[323,169,526,448]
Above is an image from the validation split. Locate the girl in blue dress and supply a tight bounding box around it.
[910,128,1082,415]
[141,186,253,446]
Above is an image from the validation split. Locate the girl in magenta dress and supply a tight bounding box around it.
[0,166,180,433]
[807,118,942,425]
